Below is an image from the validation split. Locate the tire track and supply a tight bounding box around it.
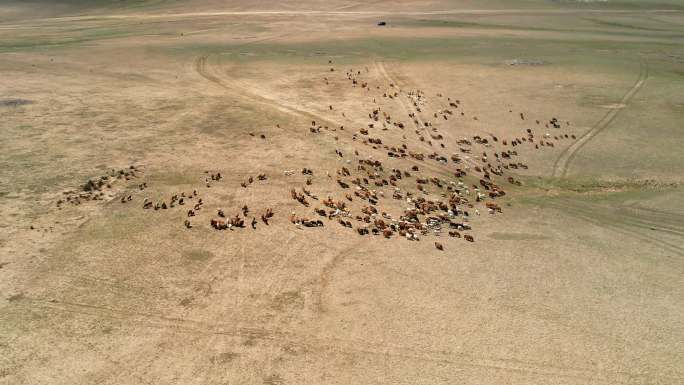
[196,54,458,177]
[552,59,648,178]
[194,53,468,315]
[194,54,345,128]
[375,61,481,169]
[555,198,684,235]
[194,33,356,312]
[621,203,684,226]
[575,201,684,237]
[29,9,684,24]
[375,61,425,130]
[15,297,678,384]
[541,199,684,257]
[194,57,484,319]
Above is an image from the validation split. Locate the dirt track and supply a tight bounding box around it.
[2,1,683,384]
[552,59,649,178]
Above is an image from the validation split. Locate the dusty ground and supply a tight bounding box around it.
[1,1,684,384]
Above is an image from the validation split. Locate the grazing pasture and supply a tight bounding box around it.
[1,1,683,384]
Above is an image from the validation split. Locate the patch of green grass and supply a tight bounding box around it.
[520,175,674,194]
[393,13,684,40]
[75,207,150,242]
[0,20,186,53]
[0,31,131,53]
[400,18,555,32]
[182,248,214,262]
[584,17,670,32]
[146,170,200,187]
[12,0,174,11]
[165,35,650,70]
[551,0,684,11]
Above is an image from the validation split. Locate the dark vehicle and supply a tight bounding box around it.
[377,21,386,26]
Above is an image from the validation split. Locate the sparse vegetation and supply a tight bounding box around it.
[1,1,683,384]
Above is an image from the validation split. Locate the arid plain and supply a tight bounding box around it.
[1,1,684,384]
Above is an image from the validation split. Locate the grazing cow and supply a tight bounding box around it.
[435,242,443,251]
[291,188,310,206]
[211,219,227,230]
[230,215,245,228]
[261,208,274,225]
[302,219,324,227]
[184,220,192,229]
[486,201,502,213]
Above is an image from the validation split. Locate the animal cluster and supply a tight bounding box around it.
[53,60,580,252]
[281,61,579,249]
[135,171,276,232]
[57,165,142,208]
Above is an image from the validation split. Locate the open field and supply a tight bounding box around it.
[1,1,683,384]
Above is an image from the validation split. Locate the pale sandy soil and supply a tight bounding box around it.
[1,1,683,384]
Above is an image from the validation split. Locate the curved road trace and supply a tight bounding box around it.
[552,59,648,178]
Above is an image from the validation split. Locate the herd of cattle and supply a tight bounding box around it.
[56,60,577,251]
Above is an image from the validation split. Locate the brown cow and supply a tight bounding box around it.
[261,208,274,225]
[211,219,227,230]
